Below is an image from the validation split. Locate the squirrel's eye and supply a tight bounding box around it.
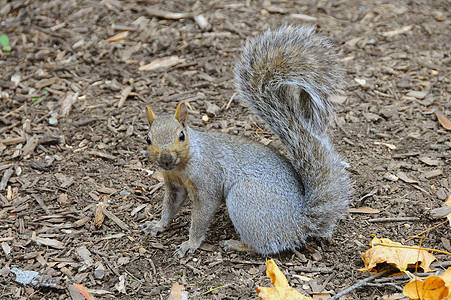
[146,136,152,145]
[179,131,185,142]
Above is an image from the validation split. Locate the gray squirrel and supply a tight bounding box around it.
[141,25,352,257]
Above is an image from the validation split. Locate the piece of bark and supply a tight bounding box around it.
[145,7,191,19]
[0,169,14,191]
[22,135,40,157]
[101,206,129,230]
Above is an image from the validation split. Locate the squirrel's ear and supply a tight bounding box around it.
[174,102,188,126]
[146,106,156,125]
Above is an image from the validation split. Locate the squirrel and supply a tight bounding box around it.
[140,25,352,257]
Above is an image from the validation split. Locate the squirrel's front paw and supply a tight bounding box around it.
[140,220,165,236]
[174,240,201,257]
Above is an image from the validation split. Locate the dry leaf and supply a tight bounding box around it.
[256,259,313,300]
[359,236,436,272]
[403,267,451,300]
[168,283,188,300]
[348,207,380,214]
[433,110,451,131]
[138,56,185,72]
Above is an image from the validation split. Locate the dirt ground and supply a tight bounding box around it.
[0,0,450,299]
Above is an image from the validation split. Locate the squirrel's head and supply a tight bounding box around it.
[145,102,190,170]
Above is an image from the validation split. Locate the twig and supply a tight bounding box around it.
[224,92,236,110]
[100,207,129,230]
[329,271,390,300]
[364,282,403,292]
[405,219,448,242]
[372,241,451,255]
[368,217,419,223]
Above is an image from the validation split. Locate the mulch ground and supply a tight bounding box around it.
[0,0,450,299]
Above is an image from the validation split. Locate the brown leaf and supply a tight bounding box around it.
[359,236,436,272]
[433,109,451,131]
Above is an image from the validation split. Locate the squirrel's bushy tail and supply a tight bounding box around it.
[235,25,351,238]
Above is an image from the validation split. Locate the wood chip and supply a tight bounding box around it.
[105,31,129,43]
[131,204,147,216]
[424,169,443,179]
[145,7,191,20]
[96,185,117,194]
[21,135,40,157]
[0,168,14,191]
[35,77,60,88]
[58,92,78,117]
[0,136,26,145]
[348,207,380,214]
[88,150,116,160]
[433,109,451,131]
[76,246,94,268]
[32,236,65,249]
[396,172,418,184]
[374,141,397,150]
[194,15,211,31]
[430,206,451,219]
[383,172,399,181]
[101,206,129,231]
[419,157,440,166]
[32,194,49,213]
[117,86,132,108]
[94,201,106,228]
[382,25,413,38]
[406,90,427,99]
[73,216,90,228]
[289,13,317,21]
[139,56,185,72]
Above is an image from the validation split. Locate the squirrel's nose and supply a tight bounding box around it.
[159,154,174,168]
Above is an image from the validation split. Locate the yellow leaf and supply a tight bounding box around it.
[256,259,314,300]
[403,267,451,300]
[359,237,436,272]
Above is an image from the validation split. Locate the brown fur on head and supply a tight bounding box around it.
[145,103,189,170]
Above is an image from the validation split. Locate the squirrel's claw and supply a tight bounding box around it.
[174,240,200,257]
[140,220,165,236]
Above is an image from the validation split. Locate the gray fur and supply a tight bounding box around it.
[142,25,352,256]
